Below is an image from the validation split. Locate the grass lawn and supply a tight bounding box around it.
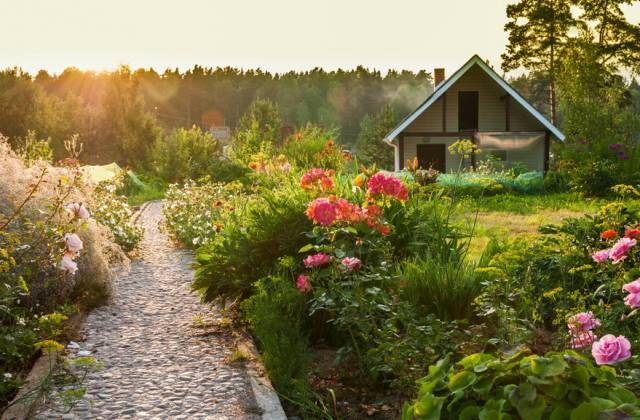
[454,193,606,260]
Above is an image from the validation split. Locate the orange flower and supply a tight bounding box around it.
[353,174,365,188]
[625,228,640,239]
[377,225,391,236]
[601,229,618,240]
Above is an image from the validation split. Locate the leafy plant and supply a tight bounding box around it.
[402,349,640,419]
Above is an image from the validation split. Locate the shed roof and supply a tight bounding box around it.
[384,55,565,143]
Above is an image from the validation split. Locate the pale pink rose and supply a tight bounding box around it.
[624,293,640,308]
[609,237,637,264]
[591,334,631,365]
[64,233,83,254]
[341,257,362,272]
[65,203,90,219]
[571,330,597,349]
[591,249,610,263]
[60,254,78,275]
[623,278,640,294]
[303,253,331,269]
[296,274,311,293]
[567,311,601,334]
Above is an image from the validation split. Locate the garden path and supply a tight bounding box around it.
[36,201,264,419]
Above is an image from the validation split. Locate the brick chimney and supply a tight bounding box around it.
[434,68,445,88]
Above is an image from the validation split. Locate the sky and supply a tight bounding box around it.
[1,0,639,77]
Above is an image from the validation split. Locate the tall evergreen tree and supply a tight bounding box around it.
[355,105,398,169]
[501,0,575,124]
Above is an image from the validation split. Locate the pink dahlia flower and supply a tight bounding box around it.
[591,334,631,365]
[591,249,610,263]
[303,253,331,268]
[567,311,601,334]
[367,172,408,201]
[306,198,337,226]
[571,330,597,349]
[341,257,362,272]
[64,233,83,254]
[296,274,312,293]
[609,237,637,264]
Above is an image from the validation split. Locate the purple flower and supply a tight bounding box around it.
[608,143,622,150]
[592,335,631,365]
[617,151,629,160]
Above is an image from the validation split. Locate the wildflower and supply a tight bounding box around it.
[64,233,83,254]
[306,198,338,226]
[353,174,365,188]
[609,237,637,264]
[377,225,391,236]
[367,172,408,201]
[592,249,610,263]
[600,229,617,240]
[296,274,312,293]
[591,335,631,365]
[571,330,597,349]
[60,254,78,275]
[625,228,640,239]
[65,203,90,219]
[568,312,601,334]
[300,168,334,191]
[341,257,362,272]
[303,253,331,268]
[623,278,640,309]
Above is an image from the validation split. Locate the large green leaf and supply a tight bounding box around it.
[448,371,477,393]
[412,394,444,420]
[530,355,568,378]
[608,387,637,405]
[458,353,497,370]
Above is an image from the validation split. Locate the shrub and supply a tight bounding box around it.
[15,130,53,166]
[437,171,544,196]
[402,349,640,419]
[280,124,348,172]
[92,181,144,252]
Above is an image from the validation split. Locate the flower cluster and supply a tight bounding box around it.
[305,196,389,234]
[592,237,637,264]
[300,168,335,192]
[60,203,90,275]
[366,172,408,201]
[567,312,600,349]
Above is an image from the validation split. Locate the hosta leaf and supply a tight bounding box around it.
[412,394,444,420]
[459,353,496,369]
[448,371,477,392]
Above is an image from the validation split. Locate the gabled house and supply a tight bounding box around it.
[384,55,565,173]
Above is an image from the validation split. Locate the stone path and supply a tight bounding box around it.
[36,202,266,419]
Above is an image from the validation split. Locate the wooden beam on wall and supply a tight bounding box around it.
[470,130,477,170]
[544,130,550,173]
[398,134,405,170]
[505,96,511,131]
[442,93,447,132]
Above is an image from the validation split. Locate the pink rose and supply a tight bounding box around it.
[60,254,78,275]
[591,334,631,365]
[623,278,640,294]
[341,257,362,272]
[571,330,597,349]
[64,233,83,254]
[296,274,311,293]
[591,249,610,263]
[624,293,640,308]
[65,203,90,220]
[303,253,331,268]
[609,237,637,264]
[568,311,601,334]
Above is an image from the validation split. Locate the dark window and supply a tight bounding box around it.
[416,144,446,172]
[458,91,479,130]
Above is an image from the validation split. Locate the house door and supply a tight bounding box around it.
[416,144,446,172]
[458,91,479,130]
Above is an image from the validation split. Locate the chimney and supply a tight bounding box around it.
[434,68,445,88]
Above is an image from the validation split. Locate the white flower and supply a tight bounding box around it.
[60,254,78,274]
[65,203,90,219]
[4,373,12,379]
[64,233,83,254]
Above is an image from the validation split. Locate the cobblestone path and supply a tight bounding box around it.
[37,201,262,419]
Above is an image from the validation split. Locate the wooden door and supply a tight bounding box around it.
[416,144,446,172]
[458,91,479,130]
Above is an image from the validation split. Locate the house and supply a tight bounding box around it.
[384,55,565,173]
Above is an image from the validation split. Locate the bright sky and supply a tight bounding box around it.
[1,0,639,77]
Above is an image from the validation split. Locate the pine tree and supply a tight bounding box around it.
[355,105,398,169]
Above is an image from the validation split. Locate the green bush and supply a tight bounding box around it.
[437,171,544,196]
[402,349,640,419]
[543,170,571,193]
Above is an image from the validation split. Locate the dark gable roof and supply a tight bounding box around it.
[384,55,565,143]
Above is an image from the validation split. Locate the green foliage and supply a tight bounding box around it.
[354,105,397,169]
[437,171,544,196]
[163,180,243,247]
[15,130,53,166]
[402,350,640,419]
[230,98,282,163]
[242,271,311,400]
[280,124,347,172]
[92,181,143,252]
[150,125,228,183]
[193,181,312,303]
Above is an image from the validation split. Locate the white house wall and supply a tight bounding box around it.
[403,136,470,172]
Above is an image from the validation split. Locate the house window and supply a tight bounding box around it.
[458,91,479,130]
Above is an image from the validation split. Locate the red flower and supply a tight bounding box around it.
[600,229,617,240]
[625,228,640,239]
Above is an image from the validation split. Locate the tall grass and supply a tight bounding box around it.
[398,256,481,321]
